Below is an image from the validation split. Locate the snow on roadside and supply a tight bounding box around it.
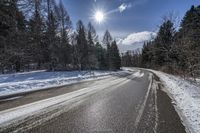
[0,70,119,97]
[196,78,200,85]
[133,70,144,78]
[152,70,200,133]
[122,67,144,78]
[0,77,129,126]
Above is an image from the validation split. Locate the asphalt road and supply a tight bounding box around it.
[0,69,186,133]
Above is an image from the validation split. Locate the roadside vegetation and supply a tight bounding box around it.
[122,5,200,80]
[0,0,121,73]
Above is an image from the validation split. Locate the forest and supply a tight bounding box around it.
[0,0,121,73]
[0,0,200,80]
[122,5,200,79]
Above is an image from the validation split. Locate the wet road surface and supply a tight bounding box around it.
[0,69,186,133]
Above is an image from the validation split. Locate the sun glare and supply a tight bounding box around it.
[95,11,104,23]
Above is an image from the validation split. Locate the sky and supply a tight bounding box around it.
[61,0,200,52]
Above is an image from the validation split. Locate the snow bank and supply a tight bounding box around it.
[152,70,200,133]
[0,70,117,97]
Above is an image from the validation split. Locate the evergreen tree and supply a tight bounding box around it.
[95,42,107,69]
[28,0,45,69]
[13,10,28,72]
[87,22,98,69]
[0,0,26,73]
[110,41,121,70]
[56,0,72,69]
[139,5,200,77]
[176,5,200,77]
[141,42,154,68]
[122,51,133,67]
[0,0,13,73]
[103,30,113,69]
[76,20,88,70]
[71,32,80,69]
[45,0,59,70]
[153,20,175,69]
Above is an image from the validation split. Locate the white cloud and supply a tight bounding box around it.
[117,0,147,14]
[118,3,132,13]
[121,31,156,45]
[117,31,157,52]
[107,3,132,15]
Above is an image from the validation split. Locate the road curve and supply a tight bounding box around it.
[0,69,186,133]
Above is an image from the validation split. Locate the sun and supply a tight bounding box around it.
[95,11,104,23]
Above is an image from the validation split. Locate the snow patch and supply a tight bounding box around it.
[133,70,144,78]
[122,67,144,78]
[0,71,119,97]
[151,70,200,133]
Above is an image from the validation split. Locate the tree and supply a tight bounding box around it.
[0,0,17,73]
[0,0,28,73]
[45,0,59,70]
[103,30,113,69]
[121,51,132,67]
[12,10,28,72]
[71,32,80,70]
[87,22,98,69]
[56,0,72,69]
[110,41,121,70]
[95,42,107,69]
[76,20,88,70]
[153,20,175,70]
[0,0,127,73]
[27,0,46,69]
[176,5,200,78]
[141,42,154,68]
[139,5,200,78]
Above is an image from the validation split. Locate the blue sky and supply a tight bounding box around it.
[61,0,199,51]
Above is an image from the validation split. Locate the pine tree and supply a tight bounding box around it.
[141,42,154,68]
[0,0,29,72]
[71,32,80,69]
[103,30,113,69]
[95,42,107,69]
[153,20,175,69]
[110,41,121,70]
[176,5,200,78]
[56,0,72,69]
[28,0,46,69]
[87,22,98,69]
[0,0,23,73]
[122,51,133,67]
[122,50,142,67]
[76,20,88,70]
[13,10,28,72]
[45,0,59,70]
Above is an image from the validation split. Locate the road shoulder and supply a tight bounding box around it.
[136,73,186,133]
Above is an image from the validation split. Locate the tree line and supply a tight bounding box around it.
[122,5,200,79]
[0,0,121,73]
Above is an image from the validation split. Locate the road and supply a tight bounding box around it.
[0,69,186,133]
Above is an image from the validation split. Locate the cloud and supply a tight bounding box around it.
[117,0,148,13]
[117,31,157,52]
[121,31,156,45]
[107,3,132,14]
[118,3,132,13]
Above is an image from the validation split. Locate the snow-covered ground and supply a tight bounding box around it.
[0,70,118,97]
[196,78,200,85]
[152,70,200,133]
